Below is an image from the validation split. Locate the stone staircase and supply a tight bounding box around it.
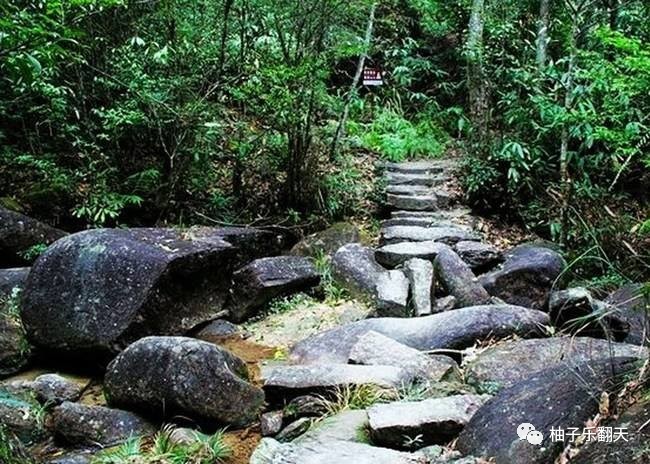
[375,158,499,317]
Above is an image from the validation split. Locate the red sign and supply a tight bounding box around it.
[363,67,383,86]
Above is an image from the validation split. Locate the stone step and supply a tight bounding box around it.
[391,208,472,220]
[385,184,432,195]
[382,218,472,230]
[386,194,438,211]
[383,159,457,174]
[375,240,451,268]
[386,172,448,186]
[380,226,480,246]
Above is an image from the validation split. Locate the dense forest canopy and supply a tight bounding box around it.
[0,0,648,286]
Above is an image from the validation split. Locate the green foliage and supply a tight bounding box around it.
[0,426,32,464]
[312,251,348,304]
[93,426,231,464]
[17,244,48,261]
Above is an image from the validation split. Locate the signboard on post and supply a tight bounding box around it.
[363,67,383,86]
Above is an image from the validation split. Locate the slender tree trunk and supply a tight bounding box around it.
[329,2,377,161]
[536,0,551,71]
[559,8,579,246]
[466,0,489,156]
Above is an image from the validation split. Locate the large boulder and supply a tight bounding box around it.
[51,402,154,447]
[368,395,490,450]
[571,397,650,463]
[606,284,650,346]
[376,270,410,317]
[456,357,639,464]
[332,244,386,299]
[0,268,29,299]
[290,222,360,257]
[434,248,490,308]
[453,241,502,271]
[105,336,264,426]
[465,337,647,390]
[0,207,67,266]
[21,227,283,358]
[290,305,549,365]
[479,244,567,311]
[227,256,320,322]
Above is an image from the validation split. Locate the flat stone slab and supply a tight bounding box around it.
[368,395,490,449]
[376,241,451,268]
[386,172,444,186]
[392,209,472,220]
[456,358,639,464]
[349,331,456,382]
[387,194,439,211]
[385,185,433,195]
[250,438,425,464]
[295,409,369,445]
[262,363,414,399]
[376,270,410,317]
[384,160,456,174]
[465,336,648,389]
[290,305,550,365]
[381,226,479,246]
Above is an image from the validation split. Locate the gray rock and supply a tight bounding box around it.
[571,397,650,464]
[376,270,410,317]
[349,331,456,382]
[295,409,369,444]
[290,222,360,257]
[465,336,647,390]
[376,241,450,268]
[250,438,425,464]
[548,288,628,340]
[276,417,313,442]
[456,357,640,464]
[21,227,283,358]
[606,284,650,346]
[51,402,154,447]
[0,387,45,443]
[368,395,490,449]
[391,209,472,221]
[261,411,284,437]
[404,259,434,316]
[381,226,478,246]
[262,364,414,400]
[381,217,435,228]
[32,373,86,405]
[385,185,433,196]
[46,454,92,464]
[434,248,490,308]
[433,295,457,313]
[227,256,320,322]
[454,242,502,271]
[193,319,243,343]
[285,395,326,418]
[290,305,550,365]
[105,336,264,426]
[479,244,567,311]
[387,194,439,211]
[0,206,67,267]
[433,189,454,209]
[0,267,29,299]
[332,244,386,299]
[0,293,31,378]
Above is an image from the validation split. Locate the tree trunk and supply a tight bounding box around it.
[536,0,551,71]
[466,0,489,156]
[329,2,377,161]
[559,7,579,246]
